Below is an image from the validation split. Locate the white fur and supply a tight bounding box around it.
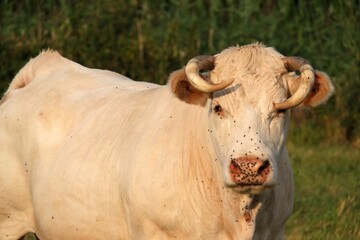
[0,45,298,239]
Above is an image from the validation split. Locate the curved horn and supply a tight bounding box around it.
[274,57,315,110]
[185,55,234,93]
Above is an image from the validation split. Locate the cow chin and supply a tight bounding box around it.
[229,183,273,195]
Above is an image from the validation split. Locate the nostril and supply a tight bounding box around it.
[229,156,272,185]
[257,160,270,175]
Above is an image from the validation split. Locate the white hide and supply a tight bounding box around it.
[0,45,294,240]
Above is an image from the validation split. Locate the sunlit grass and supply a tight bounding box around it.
[285,143,360,239]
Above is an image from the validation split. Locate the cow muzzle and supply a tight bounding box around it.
[228,155,273,194]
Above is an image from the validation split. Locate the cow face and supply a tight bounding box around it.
[169,43,334,194]
[208,98,288,194]
[207,46,290,194]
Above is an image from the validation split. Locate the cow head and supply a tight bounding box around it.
[169,43,334,194]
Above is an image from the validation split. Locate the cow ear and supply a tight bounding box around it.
[286,70,334,107]
[302,70,335,107]
[168,68,209,106]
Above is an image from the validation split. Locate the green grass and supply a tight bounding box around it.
[285,143,360,239]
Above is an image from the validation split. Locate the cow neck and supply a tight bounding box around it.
[169,96,261,235]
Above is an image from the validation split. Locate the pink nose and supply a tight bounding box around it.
[229,156,271,185]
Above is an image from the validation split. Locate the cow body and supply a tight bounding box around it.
[0,44,333,239]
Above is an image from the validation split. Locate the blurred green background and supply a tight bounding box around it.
[0,0,359,238]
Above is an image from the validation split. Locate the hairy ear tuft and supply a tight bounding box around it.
[303,70,335,107]
[168,69,209,106]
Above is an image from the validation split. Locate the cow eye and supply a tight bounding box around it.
[214,104,222,113]
[213,104,225,117]
[212,100,225,117]
[275,109,287,118]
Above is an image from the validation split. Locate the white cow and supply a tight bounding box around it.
[0,43,334,239]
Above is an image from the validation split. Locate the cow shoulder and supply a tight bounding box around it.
[167,68,209,106]
[0,50,63,104]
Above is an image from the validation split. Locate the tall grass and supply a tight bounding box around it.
[285,143,360,239]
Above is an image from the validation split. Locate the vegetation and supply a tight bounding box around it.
[285,143,359,239]
[0,0,359,238]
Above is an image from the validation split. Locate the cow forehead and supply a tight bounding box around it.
[211,44,288,110]
[214,43,285,75]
